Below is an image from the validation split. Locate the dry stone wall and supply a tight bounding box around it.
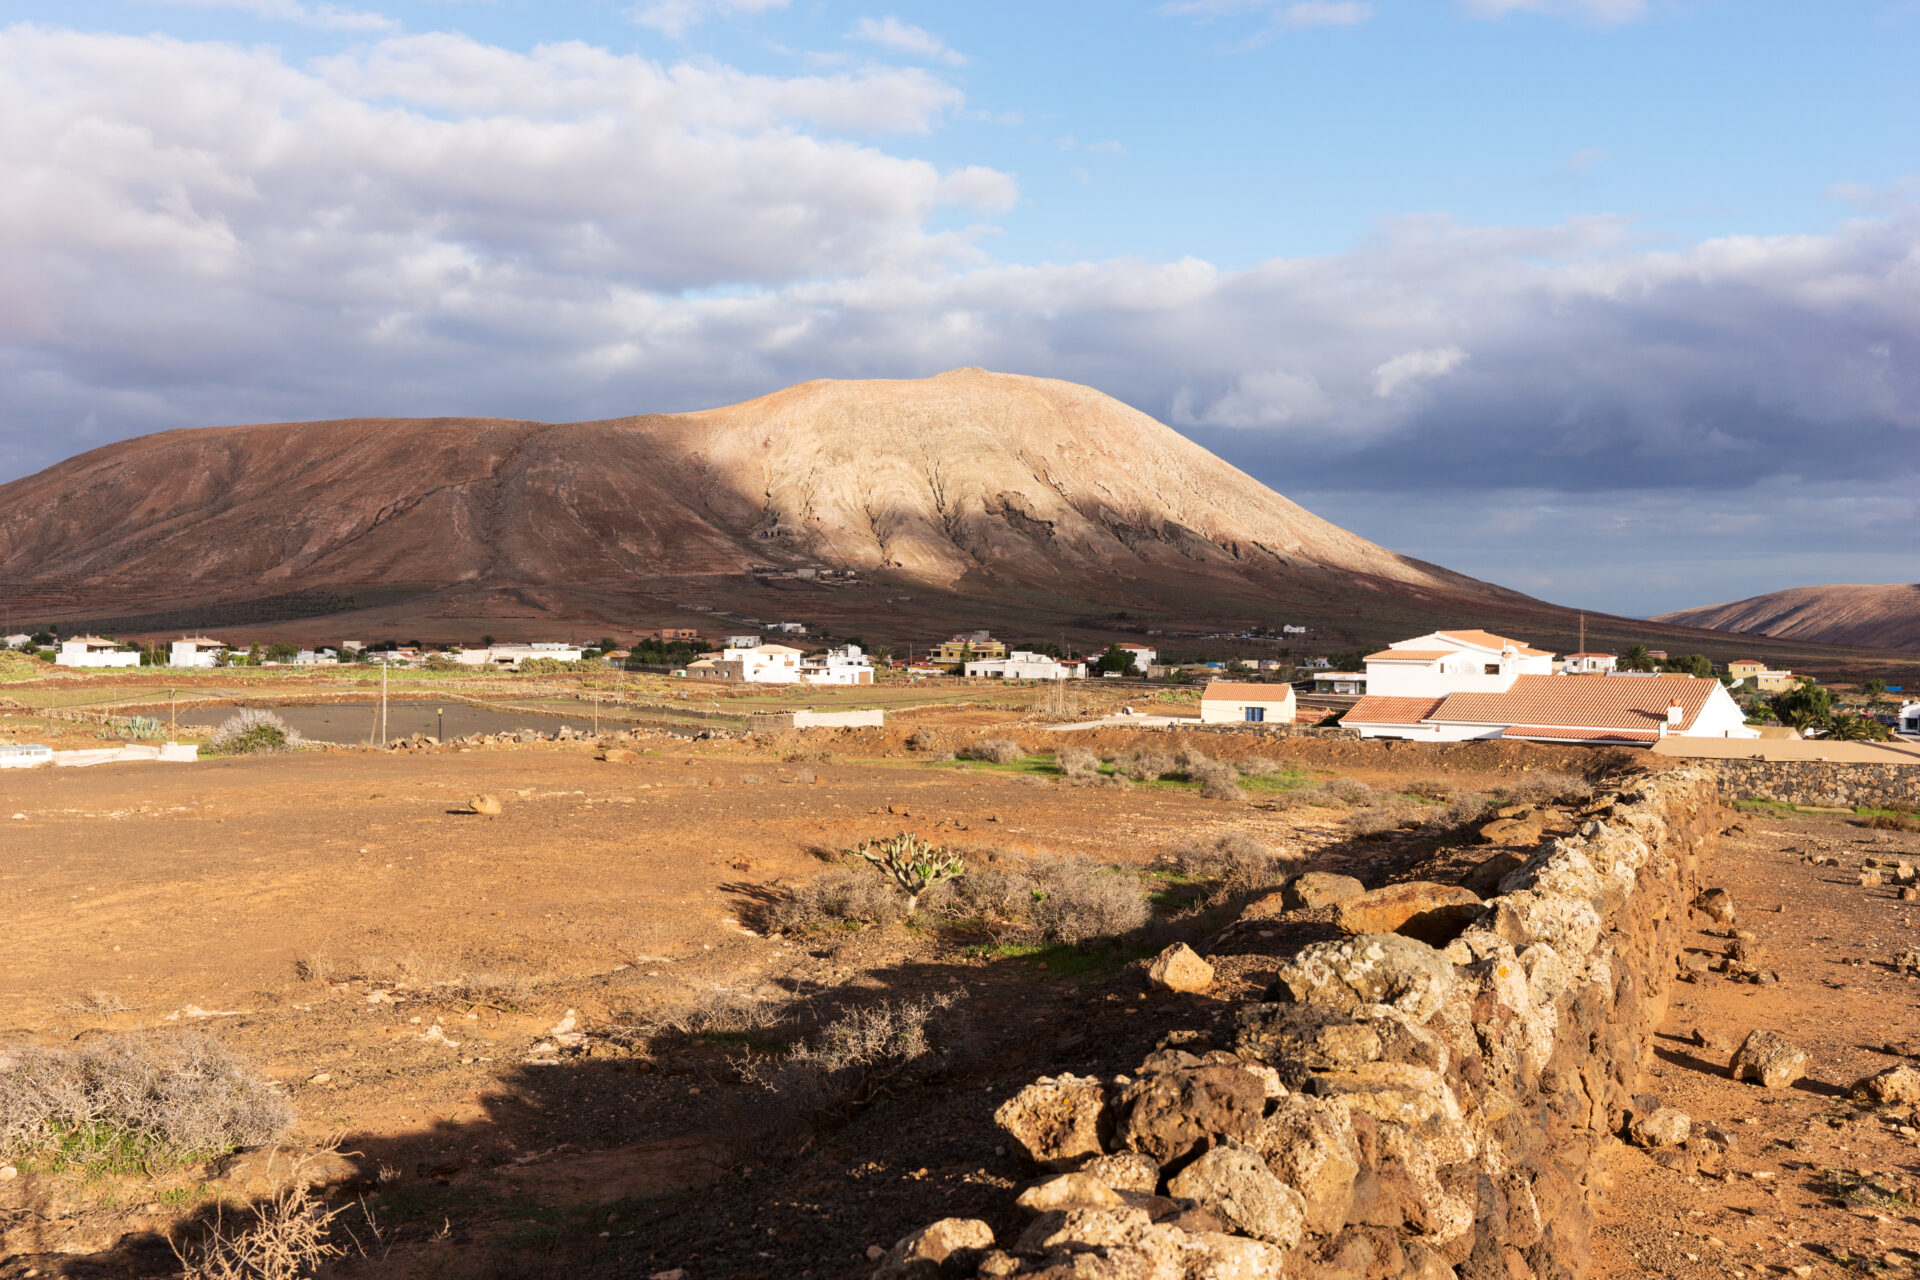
[871,768,1718,1280]
[1698,757,1919,810]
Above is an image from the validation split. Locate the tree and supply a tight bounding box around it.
[244,642,263,666]
[264,642,300,664]
[1659,653,1713,679]
[481,634,496,648]
[1620,644,1654,673]
[1096,643,1133,675]
[1769,678,1834,731]
[1828,714,1891,742]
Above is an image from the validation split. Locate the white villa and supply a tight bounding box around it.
[1363,629,1556,698]
[1199,681,1296,725]
[1312,672,1368,695]
[798,643,874,686]
[964,650,1087,680]
[1116,643,1156,673]
[1560,652,1617,674]
[720,642,805,683]
[4,633,31,649]
[1344,627,1757,745]
[55,636,138,668]
[1898,702,1919,736]
[455,643,584,669]
[169,637,228,668]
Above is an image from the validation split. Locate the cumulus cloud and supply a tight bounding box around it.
[0,21,1915,606]
[629,0,788,39]
[847,16,968,66]
[1457,0,1650,23]
[1164,0,1374,30]
[146,0,400,31]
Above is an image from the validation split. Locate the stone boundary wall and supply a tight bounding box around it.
[749,709,887,731]
[1700,757,1918,810]
[871,767,1718,1280]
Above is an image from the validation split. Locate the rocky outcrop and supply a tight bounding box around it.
[872,767,1717,1280]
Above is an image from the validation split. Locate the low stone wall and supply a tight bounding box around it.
[748,709,886,732]
[871,767,1717,1280]
[1700,757,1918,810]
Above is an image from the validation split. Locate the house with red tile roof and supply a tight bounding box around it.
[1363,628,1557,699]
[1344,673,1757,745]
[1199,681,1296,725]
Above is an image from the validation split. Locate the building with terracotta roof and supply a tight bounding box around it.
[55,635,139,669]
[1200,681,1297,725]
[1344,673,1756,744]
[169,637,229,668]
[1561,652,1617,674]
[1363,629,1556,698]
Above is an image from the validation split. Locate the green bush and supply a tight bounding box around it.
[208,709,302,755]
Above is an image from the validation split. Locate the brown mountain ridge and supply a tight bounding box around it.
[1653,583,1920,652]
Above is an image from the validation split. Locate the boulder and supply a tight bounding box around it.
[1730,1030,1808,1090]
[1693,887,1736,925]
[1628,1108,1692,1149]
[1331,882,1482,944]
[205,1145,364,1195]
[1080,1152,1161,1195]
[873,1218,994,1280]
[1284,873,1365,911]
[1851,1064,1920,1106]
[1269,934,1456,1021]
[1477,816,1544,846]
[1015,1173,1124,1214]
[1115,1065,1266,1166]
[1253,1095,1360,1236]
[1166,1143,1309,1248]
[600,748,637,763]
[994,1075,1110,1170]
[1146,943,1214,995]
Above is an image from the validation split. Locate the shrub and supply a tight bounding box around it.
[1056,747,1103,780]
[1190,760,1245,801]
[208,709,302,755]
[1503,771,1594,806]
[1116,750,1176,781]
[1346,798,1421,837]
[0,1034,292,1168]
[1405,777,1455,801]
[1172,746,1211,773]
[1172,833,1297,902]
[765,867,906,932]
[1430,793,1493,831]
[848,833,966,914]
[1320,777,1373,805]
[905,728,939,752]
[737,992,969,1118]
[957,737,1022,764]
[1024,855,1152,945]
[1237,757,1281,778]
[174,1181,354,1280]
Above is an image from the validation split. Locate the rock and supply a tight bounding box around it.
[1269,934,1456,1021]
[1730,1030,1808,1090]
[1331,882,1482,944]
[1693,887,1736,924]
[1460,851,1527,897]
[1166,1143,1309,1248]
[1015,1173,1124,1214]
[1851,1064,1920,1106]
[1477,817,1544,845]
[1690,1026,1734,1054]
[1629,1107,1692,1148]
[994,1076,1109,1170]
[1727,937,1764,963]
[1115,1064,1266,1165]
[205,1145,364,1194]
[1896,950,1920,975]
[469,794,503,816]
[1902,887,1919,902]
[1146,943,1214,994]
[1284,872,1365,911]
[0,1165,15,1181]
[600,748,637,763]
[1861,869,1884,888]
[1080,1151,1160,1195]
[1253,1094,1360,1235]
[1015,1206,1155,1255]
[1180,1232,1290,1280]
[873,1218,994,1280]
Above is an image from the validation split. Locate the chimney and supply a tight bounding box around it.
[1666,699,1683,727]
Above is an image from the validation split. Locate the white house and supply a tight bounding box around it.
[55,636,139,668]
[4,633,31,650]
[169,637,228,668]
[1363,629,1557,699]
[799,643,874,686]
[724,635,762,649]
[1116,643,1156,673]
[1199,681,1297,725]
[1898,702,1920,736]
[1561,652,1617,674]
[717,642,804,683]
[1345,673,1757,745]
[455,643,584,668]
[965,650,1086,680]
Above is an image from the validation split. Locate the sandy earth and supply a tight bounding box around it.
[2,725,1916,1278]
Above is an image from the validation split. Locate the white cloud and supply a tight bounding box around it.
[1162,0,1374,29]
[145,0,399,31]
[846,16,967,67]
[1457,0,1650,24]
[629,0,788,39]
[1371,346,1468,397]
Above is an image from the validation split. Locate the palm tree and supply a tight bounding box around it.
[1621,644,1654,672]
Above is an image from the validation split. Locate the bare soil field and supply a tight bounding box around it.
[3,716,1915,1280]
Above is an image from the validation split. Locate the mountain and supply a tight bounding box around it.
[0,367,1907,665]
[1653,584,1920,651]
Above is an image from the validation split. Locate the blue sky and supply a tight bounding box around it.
[1,1,1915,615]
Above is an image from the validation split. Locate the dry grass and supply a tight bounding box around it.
[1502,770,1595,805]
[736,992,970,1119]
[208,708,303,755]
[1189,760,1245,801]
[1318,776,1374,805]
[957,737,1022,764]
[0,1034,292,1169]
[1115,750,1176,781]
[173,1178,355,1280]
[1345,797,1423,837]
[1171,833,1300,903]
[766,866,907,932]
[1056,746,1103,780]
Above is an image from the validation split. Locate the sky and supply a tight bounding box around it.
[0,1,1915,616]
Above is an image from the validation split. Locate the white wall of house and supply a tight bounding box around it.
[169,640,226,668]
[1898,702,1920,734]
[1117,644,1155,673]
[56,638,138,668]
[1561,654,1617,674]
[725,644,803,683]
[1199,689,1297,724]
[1686,683,1762,737]
[1365,631,1555,698]
[965,651,1086,680]
[455,644,584,668]
[799,644,874,685]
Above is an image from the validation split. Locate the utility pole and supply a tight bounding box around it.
[379,661,388,747]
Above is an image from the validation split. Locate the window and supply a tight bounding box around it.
[1484,664,1500,675]
[1244,706,1264,723]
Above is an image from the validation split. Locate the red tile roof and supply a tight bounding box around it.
[1200,682,1294,701]
[1344,695,1448,725]
[1365,649,1456,662]
[1427,674,1716,733]
[1435,629,1553,657]
[1502,726,1662,745]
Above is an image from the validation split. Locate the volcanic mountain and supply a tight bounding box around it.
[0,367,1885,660]
[1653,583,1920,651]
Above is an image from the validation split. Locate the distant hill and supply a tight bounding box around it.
[1653,584,1920,651]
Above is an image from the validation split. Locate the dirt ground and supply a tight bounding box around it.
[3,724,1915,1279]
